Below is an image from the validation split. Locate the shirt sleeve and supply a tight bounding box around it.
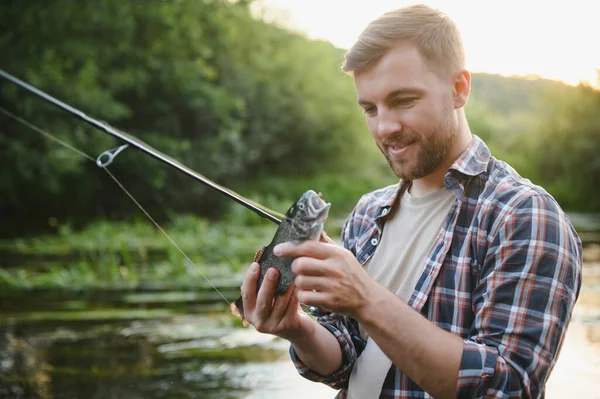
[289,314,360,390]
[457,193,582,398]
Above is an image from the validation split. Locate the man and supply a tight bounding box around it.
[238,4,582,398]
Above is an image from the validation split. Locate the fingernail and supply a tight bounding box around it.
[268,268,278,279]
[273,244,284,256]
[250,263,259,274]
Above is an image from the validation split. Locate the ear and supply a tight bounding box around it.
[452,68,471,109]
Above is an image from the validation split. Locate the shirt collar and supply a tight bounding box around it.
[448,134,491,178]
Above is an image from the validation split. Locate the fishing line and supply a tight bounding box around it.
[0,107,96,162]
[0,106,232,306]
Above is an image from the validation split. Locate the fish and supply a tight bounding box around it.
[231,189,331,321]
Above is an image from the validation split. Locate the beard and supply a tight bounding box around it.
[382,113,458,181]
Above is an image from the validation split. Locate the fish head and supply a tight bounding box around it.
[284,190,331,240]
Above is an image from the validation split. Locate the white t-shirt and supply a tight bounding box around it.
[347,187,455,399]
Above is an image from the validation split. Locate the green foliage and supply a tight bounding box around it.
[0,0,598,240]
[466,76,600,212]
[0,215,275,289]
[0,0,364,236]
[523,84,600,211]
[469,72,569,117]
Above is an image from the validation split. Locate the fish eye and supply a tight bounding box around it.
[298,203,305,211]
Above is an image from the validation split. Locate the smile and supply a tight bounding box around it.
[388,143,414,158]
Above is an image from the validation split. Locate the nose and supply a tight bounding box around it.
[376,108,402,139]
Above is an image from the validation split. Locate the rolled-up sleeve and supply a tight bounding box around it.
[289,314,358,390]
[457,193,582,398]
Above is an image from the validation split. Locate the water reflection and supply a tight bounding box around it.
[546,245,600,399]
[0,286,331,399]
[1,247,598,398]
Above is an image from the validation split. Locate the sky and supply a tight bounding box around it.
[254,0,600,87]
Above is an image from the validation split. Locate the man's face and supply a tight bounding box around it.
[354,43,458,181]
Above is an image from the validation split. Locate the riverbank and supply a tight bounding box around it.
[0,216,278,290]
[2,212,598,290]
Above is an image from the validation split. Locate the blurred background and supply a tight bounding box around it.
[0,0,598,398]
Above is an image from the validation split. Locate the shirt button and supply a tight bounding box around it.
[381,208,389,216]
[371,238,379,246]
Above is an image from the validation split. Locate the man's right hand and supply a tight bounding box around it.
[240,262,314,341]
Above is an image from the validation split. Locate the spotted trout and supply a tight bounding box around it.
[231,189,331,320]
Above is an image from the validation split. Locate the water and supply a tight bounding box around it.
[1,247,599,398]
[0,284,334,399]
[545,245,600,399]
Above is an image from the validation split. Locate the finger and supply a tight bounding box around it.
[291,257,331,277]
[274,240,334,260]
[241,262,260,313]
[296,289,331,309]
[287,285,300,311]
[294,274,331,292]
[255,267,279,321]
[269,282,296,322]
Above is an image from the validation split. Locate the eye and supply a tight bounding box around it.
[298,203,305,211]
[394,97,417,107]
[363,106,377,116]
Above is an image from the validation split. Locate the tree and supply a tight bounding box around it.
[0,0,365,235]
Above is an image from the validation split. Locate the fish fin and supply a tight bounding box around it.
[231,247,265,327]
[320,231,338,245]
[231,297,249,328]
[253,246,266,263]
[231,301,241,317]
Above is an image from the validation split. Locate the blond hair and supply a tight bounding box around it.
[342,4,465,78]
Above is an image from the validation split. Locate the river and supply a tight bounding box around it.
[1,246,598,398]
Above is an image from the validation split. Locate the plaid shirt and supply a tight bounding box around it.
[290,135,582,398]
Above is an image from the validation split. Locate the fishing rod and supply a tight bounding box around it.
[0,69,284,225]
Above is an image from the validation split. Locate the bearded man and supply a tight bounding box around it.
[238,4,582,398]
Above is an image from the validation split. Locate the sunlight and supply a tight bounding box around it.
[255,0,600,87]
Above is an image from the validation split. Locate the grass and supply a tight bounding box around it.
[0,214,278,290]
[0,215,275,257]
[0,166,397,290]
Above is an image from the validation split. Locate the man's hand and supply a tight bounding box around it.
[240,262,313,341]
[274,240,463,398]
[273,240,379,318]
[240,259,344,376]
